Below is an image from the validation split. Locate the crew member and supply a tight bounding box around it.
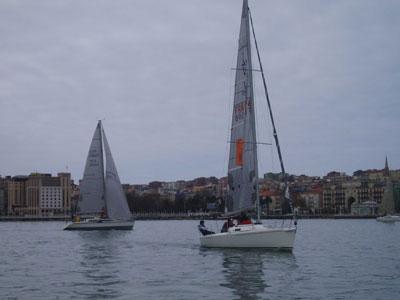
[198,220,215,236]
[221,218,235,232]
[238,212,252,225]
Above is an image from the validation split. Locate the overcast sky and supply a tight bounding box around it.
[0,0,399,183]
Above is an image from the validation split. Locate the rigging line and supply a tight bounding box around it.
[248,7,292,214]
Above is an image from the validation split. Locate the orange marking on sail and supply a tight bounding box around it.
[236,138,244,166]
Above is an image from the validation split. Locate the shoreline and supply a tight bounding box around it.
[0,214,378,221]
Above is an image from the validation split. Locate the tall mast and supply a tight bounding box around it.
[248,8,292,215]
[244,3,261,223]
[243,0,260,223]
[98,120,108,217]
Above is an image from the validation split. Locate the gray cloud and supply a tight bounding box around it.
[0,0,399,183]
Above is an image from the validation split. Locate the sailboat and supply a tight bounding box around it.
[199,0,296,249]
[64,120,134,230]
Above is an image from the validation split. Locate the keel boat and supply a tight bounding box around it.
[64,121,134,231]
[199,0,296,249]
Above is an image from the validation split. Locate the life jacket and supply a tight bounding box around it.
[239,219,252,225]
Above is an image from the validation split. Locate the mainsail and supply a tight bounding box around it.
[103,129,132,220]
[78,122,106,215]
[227,0,259,215]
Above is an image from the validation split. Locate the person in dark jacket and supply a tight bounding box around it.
[221,218,235,233]
[198,220,215,236]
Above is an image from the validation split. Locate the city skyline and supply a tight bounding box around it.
[1,0,399,183]
[0,158,396,186]
[2,160,399,217]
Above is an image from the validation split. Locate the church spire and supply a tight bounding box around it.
[384,156,390,176]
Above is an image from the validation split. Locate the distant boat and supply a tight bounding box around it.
[64,121,134,231]
[199,0,296,249]
[376,215,400,223]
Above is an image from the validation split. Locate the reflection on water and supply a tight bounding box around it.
[204,249,297,300]
[75,231,130,299]
[221,249,267,300]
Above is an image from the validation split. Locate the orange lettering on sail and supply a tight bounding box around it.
[236,138,244,166]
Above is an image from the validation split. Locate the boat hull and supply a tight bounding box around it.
[376,215,400,223]
[200,224,296,249]
[63,220,134,231]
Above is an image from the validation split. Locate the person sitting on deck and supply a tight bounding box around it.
[100,207,107,219]
[221,218,235,233]
[238,212,252,225]
[198,220,215,236]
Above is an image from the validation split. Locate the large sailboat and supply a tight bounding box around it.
[199,0,296,249]
[64,121,134,230]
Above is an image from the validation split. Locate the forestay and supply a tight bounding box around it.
[227,0,259,215]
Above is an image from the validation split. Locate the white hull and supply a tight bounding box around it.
[64,219,134,231]
[200,224,296,250]
[376,215,400,223]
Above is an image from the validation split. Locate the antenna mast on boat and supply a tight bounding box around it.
[248,7,292,215]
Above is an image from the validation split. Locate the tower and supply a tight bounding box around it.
[384,156,390,177]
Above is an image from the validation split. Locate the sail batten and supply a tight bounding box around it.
[227,0,259,215]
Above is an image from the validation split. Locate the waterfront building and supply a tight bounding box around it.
[322,178,385,215]
[217,177,227,199]
[393,182,400,212]
[0,189,5,215]
[40,176,63,216]
[25,174,41,215]
[356,180,384,205]
[259,188,282,214]
[322,187,333,213]
[351,201,379,216]
[5,173,71,216]
[300,190,322,214]
[0,176,9,215]
[7,176,28,215]
[379,177,395,214]
[58,173,71,213]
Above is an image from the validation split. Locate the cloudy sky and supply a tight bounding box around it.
[0,0,399,183]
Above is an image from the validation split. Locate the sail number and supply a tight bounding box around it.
[234,99,252,122]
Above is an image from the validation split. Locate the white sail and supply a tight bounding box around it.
[102,128,132,220]
[78,122,106,215]
[227,0,258,215]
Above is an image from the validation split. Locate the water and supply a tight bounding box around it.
[0,220,399,299]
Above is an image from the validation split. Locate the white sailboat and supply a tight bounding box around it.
[200,0,296,249]
[64,120,134,230]
[376,215,400,223]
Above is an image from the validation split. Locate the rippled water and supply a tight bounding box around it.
[1,220,399,299]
